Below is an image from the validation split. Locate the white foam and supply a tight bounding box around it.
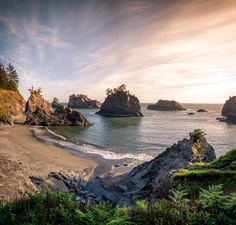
[33,127,154,162]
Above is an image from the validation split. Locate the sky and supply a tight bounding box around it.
[0,0,236,103]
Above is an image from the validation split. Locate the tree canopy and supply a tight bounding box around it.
[0,62,19,91]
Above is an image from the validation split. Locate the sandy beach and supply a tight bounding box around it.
[0,125,96,201]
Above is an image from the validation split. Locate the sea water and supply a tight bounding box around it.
[47,103,236,164]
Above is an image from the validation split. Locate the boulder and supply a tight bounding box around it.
[0,90,26,124]
[197,109,208,112]
[25,93,90,126]
[96,90,143,117]
[222,96,236,116]
[147,100,185,111]
[68,94,101,109]
[52,97,60,108]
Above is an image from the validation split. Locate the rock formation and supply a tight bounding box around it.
[197,109,208,112]
[226,113,236,124]
[147,100,185,111]
[82,129,216,205]
[126,129,216,200]
[68,94,101,109]
[96,86,143,117]
[222,96,236,116]
[0,90,25,124]
[25,93,90,126]
[52,97,60,108]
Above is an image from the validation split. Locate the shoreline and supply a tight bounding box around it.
[0,125,97,201]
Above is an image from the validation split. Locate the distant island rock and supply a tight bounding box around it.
[96,84,143,117]
[25,91,90,126]
[222,96,236,116]
[68,94,101,109]
[147,100,185,111]
[197,109,208,112]
[0,90,26,124]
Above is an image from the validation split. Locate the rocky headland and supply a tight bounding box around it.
[0,90,26,124]
[68,94,101,109]
[147,100,186,111]
[25,92,90,126]
[96,85,143,117]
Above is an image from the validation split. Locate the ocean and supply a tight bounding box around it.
[41,103,236,166]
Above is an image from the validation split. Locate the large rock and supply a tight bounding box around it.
[222,96,236,116]
[0,90,25,124]
[68,94,101,109]
[226,113,236,124]
[85,129,216,205]
[96,91,143,117]
[147,100,185,111]
[25,93,90,126]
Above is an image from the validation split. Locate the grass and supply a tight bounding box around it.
[171,148,236,195]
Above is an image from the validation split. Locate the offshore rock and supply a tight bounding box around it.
[68,94,101,109]
[52,97,60,108]
[147,100,185,111]
[97,91,143,117]
[222,96,236,116]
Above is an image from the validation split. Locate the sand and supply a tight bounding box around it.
[0,125,97,201]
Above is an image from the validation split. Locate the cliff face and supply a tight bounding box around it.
[97,91,143,117]
[0,90,26,124]
[68,94,101,109]
[25,93,90,126]
[147,100,185,111]
[222,96,236,116]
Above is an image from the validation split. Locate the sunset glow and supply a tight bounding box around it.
[0,0,236,103]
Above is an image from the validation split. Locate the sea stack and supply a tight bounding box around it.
[25,89,90,126]
[96,84,143,117]
[147,100,185,111]
[222,96,236,116]
[68,94,101,109]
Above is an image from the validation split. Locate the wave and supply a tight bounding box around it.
[32,127,154,162]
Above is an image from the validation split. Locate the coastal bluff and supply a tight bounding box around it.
[0,90,25,124]
[147,100,185,111]
[25,91,90,126]
[68,94,101,109]
[96,85,143,117]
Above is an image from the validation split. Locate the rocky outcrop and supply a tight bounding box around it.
[126,129,216,200]
[82,130,216,206]
[0,90,25,124]
[25,93,90,126]
[197,109,208,112]
[52,97,60,108]
[222,96,236,116]
[96,91,143,117]
[68,94,101,109]
[226,113,236,124]
[147,100,185,111]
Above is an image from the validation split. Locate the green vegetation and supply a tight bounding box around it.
[106,84,130,96]
[0,62,19,91]
[1,187,236,225]
[171,148,236,196]
[28,86,42,95]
